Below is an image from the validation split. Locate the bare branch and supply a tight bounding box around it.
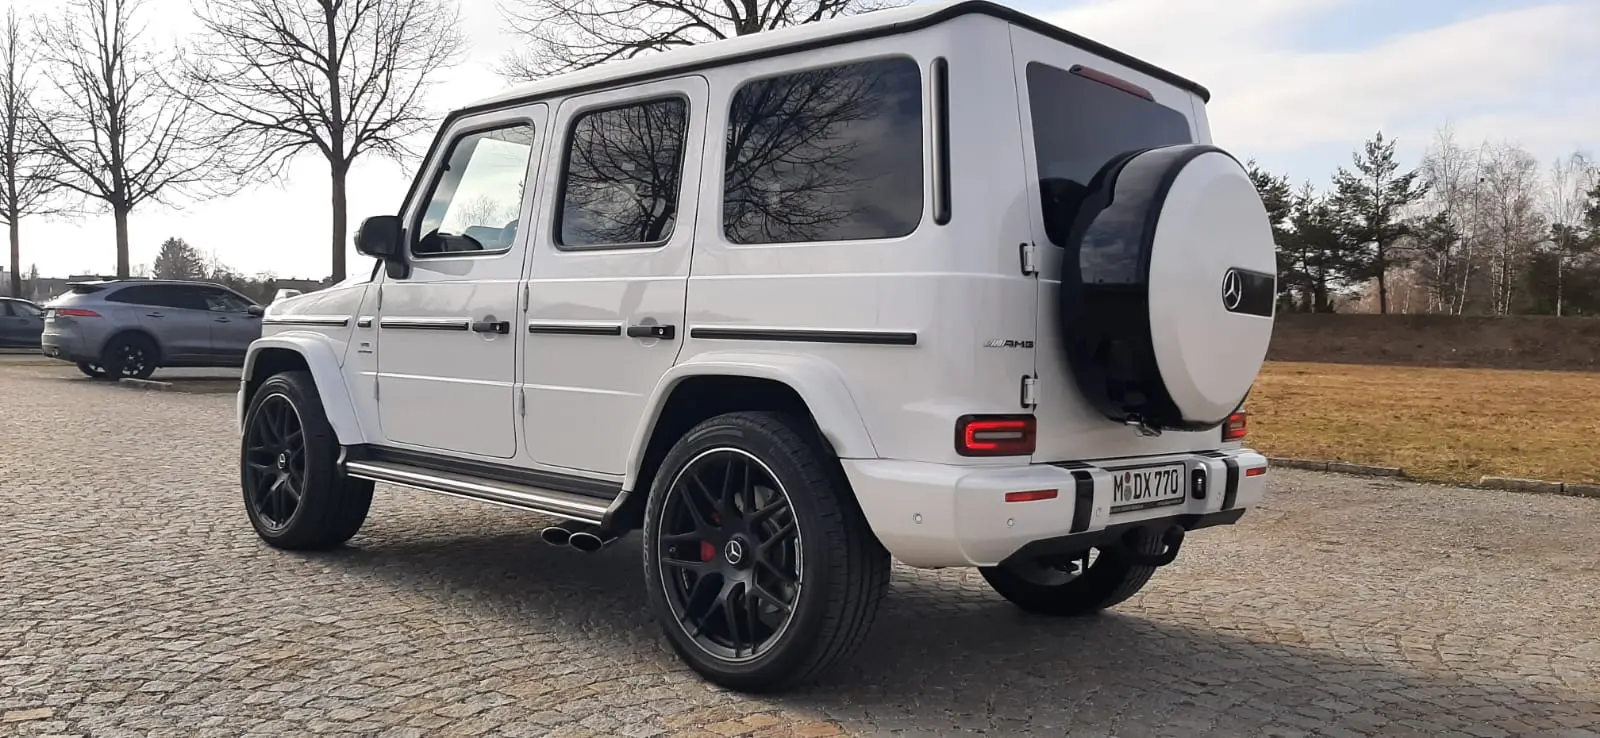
[496,0,904,80]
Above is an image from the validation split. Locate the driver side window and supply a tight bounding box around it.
[414,123,537,257]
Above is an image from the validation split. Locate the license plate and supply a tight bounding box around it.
[1110,463,1187,511]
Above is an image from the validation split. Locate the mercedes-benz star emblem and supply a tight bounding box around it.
[724,540,745,565]
[1221,269,1244,311]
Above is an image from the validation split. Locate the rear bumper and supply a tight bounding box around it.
[842,449,1268,568]
[39,331,92,363]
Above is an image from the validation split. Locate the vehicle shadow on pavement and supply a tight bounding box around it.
[311,515,1592,735]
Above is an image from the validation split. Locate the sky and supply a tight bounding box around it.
[6,0,1597,281]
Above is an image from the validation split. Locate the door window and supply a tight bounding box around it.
[12,301,40,318]
[414,124,538,257]
[107,285,208,310]
[202,289,256,313]
[556,97,689,249]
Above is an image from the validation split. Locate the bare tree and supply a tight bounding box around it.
[182,0,463,282]
[496,0,904,80]
[1544,151,1597,317]
[0,10,71,298]
[32,0,237,279]
[1479,142,1544,315]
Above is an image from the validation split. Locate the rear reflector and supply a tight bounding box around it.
[955,414,1037,456]
[1222,412,1248,441]
[54,308,101,318]
[1004,489,1058,503]
[1246,467,1266,477]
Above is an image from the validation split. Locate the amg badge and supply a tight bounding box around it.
[983,339,1034,349]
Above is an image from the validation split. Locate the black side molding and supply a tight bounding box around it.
[690,327,917,346]
[527,322,624,337]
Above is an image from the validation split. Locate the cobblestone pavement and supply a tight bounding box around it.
[3,361,1599,738]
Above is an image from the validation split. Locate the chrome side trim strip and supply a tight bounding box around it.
[262,315,351,327]
[379,317,471,331]
[345,460,609,524]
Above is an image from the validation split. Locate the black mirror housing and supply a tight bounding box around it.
[246,304,265,317]
[355,215,403,259]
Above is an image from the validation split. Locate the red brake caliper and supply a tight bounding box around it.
[699,541,716,562]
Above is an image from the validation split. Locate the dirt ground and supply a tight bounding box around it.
[1267,314,1600,372]
[1249,361,1600,485]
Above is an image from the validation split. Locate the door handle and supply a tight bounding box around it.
[470,320,510,335]
[145,312,164,318]
[626,324,676,340]
[214,317,231,323]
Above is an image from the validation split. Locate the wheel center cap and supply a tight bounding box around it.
[276,452,288,470]
[724,538,747,567]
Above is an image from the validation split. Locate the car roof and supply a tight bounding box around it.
[459,0,1209,116]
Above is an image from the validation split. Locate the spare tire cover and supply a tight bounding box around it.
[1057,144,1276,432]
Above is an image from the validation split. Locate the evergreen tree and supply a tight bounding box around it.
[152,237,206,280]
[1331,132,1430,314]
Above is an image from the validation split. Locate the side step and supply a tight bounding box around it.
[345,459,611,525]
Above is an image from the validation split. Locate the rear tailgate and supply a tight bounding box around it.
[1007,24,1235,463]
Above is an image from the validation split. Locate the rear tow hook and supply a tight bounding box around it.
[1120,525,1186,567]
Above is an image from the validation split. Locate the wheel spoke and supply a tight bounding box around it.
[747,496,786,525]
[749,580,794,614]
[718,456,740,520]
[760,519,797,553]
[756,557,798,585]
[720,583,744,655]
[682,574,721,637]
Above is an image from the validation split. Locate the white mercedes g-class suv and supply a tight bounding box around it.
[237,0,1274,692]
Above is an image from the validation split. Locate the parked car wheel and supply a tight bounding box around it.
[978,536,1163,617]
[240,371,373,550]
[642,411,890,693]
[75,361,108,379]
[101,334,158,380]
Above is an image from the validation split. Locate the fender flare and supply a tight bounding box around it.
[622,351,879,491]
[241,334,365,446]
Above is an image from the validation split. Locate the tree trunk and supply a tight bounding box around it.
[1375,241,1389,314]
[330,163,347,281]
[7,218,19,297]
[1556,253,1565,317]
[114,206,131,278]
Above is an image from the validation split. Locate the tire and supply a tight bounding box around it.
[101,334,158,380]
[978,533,1164,617]
[642,411,890,692]
[239,370,373,550]
[76,361,108,379]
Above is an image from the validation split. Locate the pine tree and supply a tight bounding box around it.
[1331,132,1430,314]
[152,237,206,280]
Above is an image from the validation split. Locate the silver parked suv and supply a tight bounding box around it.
[40,279,264,379]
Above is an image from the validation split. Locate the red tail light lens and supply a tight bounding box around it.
[1222,411,1248,441]
[955,415,1037,456]
[55,308,101,318]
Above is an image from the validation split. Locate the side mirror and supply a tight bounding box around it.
[272,288,302,303]
[355,215,403,259]
[246,304,265,317]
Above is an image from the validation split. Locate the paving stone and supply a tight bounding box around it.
[1,361,1598,736]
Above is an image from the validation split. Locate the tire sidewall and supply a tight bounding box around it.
[240,372,339,545]
[642,415,836,686]
[103,335,157,379]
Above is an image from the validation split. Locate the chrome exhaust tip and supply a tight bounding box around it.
[539,526,572,547]
[567,530,614,553]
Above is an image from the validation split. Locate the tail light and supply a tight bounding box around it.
[955,415,1036,456]
[54,308,101,318]
[1222,411,1248,442]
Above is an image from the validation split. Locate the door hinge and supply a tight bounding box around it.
[1019,242,1039,277]
[518,388,526,417]
[373,374,380,400]
[1020,374,1038,409]
[376,285,383,310]
[522,283,529,312]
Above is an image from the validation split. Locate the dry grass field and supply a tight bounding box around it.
[1249,361,1600,485]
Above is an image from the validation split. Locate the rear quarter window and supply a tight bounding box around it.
[1026,62,1193,247]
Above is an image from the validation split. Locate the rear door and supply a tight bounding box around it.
[521,77,705,476]
[110,284,217,362]
[1008,27,1217,462]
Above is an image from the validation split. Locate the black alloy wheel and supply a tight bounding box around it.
[105,336,156,379]
[242,392,307,533]
[657,447,803,662]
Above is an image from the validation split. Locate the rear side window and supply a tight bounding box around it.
[557,97,689,249]
[107,285,208,310]
[1026,62,1193,246]
[723,57,924,245]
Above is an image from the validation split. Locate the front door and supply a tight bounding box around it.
[521,77,707,475]
[199,286,262,362]
[115,284,218,362]
[375,104,549,459]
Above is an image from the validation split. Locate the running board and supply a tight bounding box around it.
[344,459,611,525]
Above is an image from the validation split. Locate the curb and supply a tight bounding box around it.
[117,378,174,391]
[1267,456,1600,498]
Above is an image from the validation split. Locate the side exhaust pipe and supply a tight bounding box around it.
[539,526,572,547]
[568,530,617,553]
